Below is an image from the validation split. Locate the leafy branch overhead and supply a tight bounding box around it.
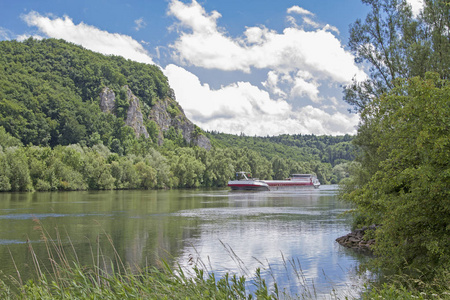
[344,0,450,112]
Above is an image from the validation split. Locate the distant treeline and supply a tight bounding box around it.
[0,126,354,192]
[209,132,356,167]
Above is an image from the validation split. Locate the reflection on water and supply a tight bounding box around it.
[176,187,368,298]
[0,186,368,298]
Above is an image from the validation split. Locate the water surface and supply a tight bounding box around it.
[0,186,367,298]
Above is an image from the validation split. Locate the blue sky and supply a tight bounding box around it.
[0,0,423,136]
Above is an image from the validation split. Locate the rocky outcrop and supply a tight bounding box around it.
[99,86,211,150]
[336,224,380,250]
[148,96,211,150]
[124,87,149,139]
[99,87,115,113]
[195,134,212,150]
[99,86,149,139]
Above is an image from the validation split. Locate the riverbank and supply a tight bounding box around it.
[335,224,379,250]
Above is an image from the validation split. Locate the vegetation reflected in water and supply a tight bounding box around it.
[0,186,367,297]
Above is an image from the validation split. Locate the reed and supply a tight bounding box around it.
[0,220,286,299]
[4,219,446,299]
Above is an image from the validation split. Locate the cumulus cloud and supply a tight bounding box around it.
[21,11,155,65]
[168,0,365,80]
[164,64,359,136]
[17,33,44,41]
[167,0,366,107]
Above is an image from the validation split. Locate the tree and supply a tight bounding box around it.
[344,0,450,111]
[5,147,33,191]
[134,161,157,189]
[271,156,290,180]
[342,74,450,278]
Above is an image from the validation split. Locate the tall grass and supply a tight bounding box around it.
[2,219,448,299]
[0,219,304,299]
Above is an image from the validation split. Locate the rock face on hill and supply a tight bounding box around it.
[124,88,149,139]
[148,96,211,150]
[100,86,149,139]
[99,86,211,150]
[99,87,115,114]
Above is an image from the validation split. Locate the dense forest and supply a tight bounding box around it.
[0,38,171,149]
[209,132,355,166]
[0,38,355,193]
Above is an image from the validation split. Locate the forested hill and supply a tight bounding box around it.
[208,132,355,167]
[0,38,356,192]
[0,38,210,152]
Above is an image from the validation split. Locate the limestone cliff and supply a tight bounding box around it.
[124,87,149,139]
[99,87,115,113]
[99,86,211,150]
[99,86,149,139]
[148,94,211,150]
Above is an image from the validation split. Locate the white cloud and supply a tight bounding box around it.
[168,0,221,35]
[134,17,147,31]
[0,27,12,40]
[164,64,359,136]
[21,11,155,65]
[287,6,314,16]
[302,17,321,28]
[290,71,321,102]
[167,0,366,87]
[406,0,424,16]
[17,34,44,41]
[19,5,361,136]
[323,24,340,35]
[262,71,287,98]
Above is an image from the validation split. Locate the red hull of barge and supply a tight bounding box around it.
[228,172,320,191]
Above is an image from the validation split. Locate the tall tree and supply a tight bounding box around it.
[344,0,450,111]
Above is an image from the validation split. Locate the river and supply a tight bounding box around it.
[0,185,369,298]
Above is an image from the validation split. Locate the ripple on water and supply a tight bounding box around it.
[0,213,113,220]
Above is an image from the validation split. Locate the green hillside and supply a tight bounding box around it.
[0,38,174,149]
[0,38,355,192]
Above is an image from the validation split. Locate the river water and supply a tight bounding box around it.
[0,186,369,298]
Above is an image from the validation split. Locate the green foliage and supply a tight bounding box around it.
[169,148,205,188]
[342,74,450,281]
[209,132,355,165]
[0,38,170,148]
[163,127,185,148]
[0,126,22,148]
[344,0,450,111]
[362,270,450,300]
[166,102,181,117]
[209,132,355,184]
[2,147,33,191]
